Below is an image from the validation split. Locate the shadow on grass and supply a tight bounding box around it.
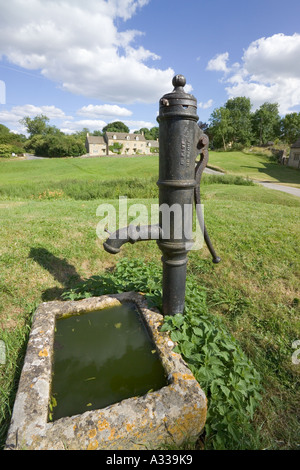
[29,247,84,301]
[241,161,300,185]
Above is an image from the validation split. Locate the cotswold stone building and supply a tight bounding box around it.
[288,138,300,169]
[85,132,158,156]
[85,135,107,156]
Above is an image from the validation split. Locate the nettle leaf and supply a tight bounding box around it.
[192,326,204,337]
[171,313,185,328]
[160,316,174,332]
[170,330,184,342]
[181,340,194,358]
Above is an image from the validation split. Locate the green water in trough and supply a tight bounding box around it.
[50,303,168,421]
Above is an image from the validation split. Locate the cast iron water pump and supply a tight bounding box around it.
[103,74,220,315]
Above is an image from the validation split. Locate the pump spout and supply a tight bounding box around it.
[103,224,162,254]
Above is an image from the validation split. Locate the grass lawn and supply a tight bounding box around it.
[0,155,159,185]
[208,150,300,188]
[0,155,299,449]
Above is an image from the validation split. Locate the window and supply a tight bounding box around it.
[293,153,300,161]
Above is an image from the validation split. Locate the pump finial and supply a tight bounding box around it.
[172,74,186,89]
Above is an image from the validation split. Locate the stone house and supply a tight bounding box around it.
[146,139,159,153]
[288,138,300,169]
[85,134,107,156]
[85,132,157,156]
[104,132,150,155]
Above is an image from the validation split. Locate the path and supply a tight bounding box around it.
[204,167,300,198]
[256,181,300,198]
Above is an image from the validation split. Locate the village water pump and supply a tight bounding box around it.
[103,74,220,315]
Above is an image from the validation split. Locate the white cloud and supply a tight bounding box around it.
[77,104,132,118]
[0,104,70,129]
[206,52,230,73]
[207,34,300,114]
[61,118,156,134]
[61,119,107,134]
[123,119,156,132]
[198,99,213,110]
[0,0,173,104]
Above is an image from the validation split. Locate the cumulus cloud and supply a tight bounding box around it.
[0,104,70,128]
[198,99,213,110]
[61,119,107,134]
[61,118,156,134]
[123,119,156,131]
[206,52,230,73]
[0,0,173,103]
[77,104,132,118]
[207,33,300,114]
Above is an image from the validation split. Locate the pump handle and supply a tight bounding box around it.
[194,130,221,264]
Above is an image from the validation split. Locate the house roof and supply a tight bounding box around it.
[105,132,146,142]
[86,135,105,144]
[147,140,159,147]
[291,137,300,148]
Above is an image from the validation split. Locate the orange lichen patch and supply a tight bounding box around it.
[88,429,97,439]
[87,440,98,450]
[108,428,117,441]
[167,407,206,440]
[38,348,48,357]
[172,372,195,383]
[97,418,110,432]
[73,425,77,431]
[126,422,135,432]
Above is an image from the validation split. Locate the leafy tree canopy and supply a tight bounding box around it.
[102,121,130,134]
[134,126,159,140]
[251,102,280,145]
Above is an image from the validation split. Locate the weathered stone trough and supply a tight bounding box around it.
[5,292,207,450]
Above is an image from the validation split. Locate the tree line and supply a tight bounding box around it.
[1,100,299,158]
[0,117,160,158]
[207,97,300,150]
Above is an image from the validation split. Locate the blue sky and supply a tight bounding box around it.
[1,0,300,135]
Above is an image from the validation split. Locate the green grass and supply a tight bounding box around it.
[0,155,255,201]
[209,150,300,187]
[0,155,159,185]
[0,154,299,449]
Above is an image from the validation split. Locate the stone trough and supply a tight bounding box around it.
[5,292,207,450]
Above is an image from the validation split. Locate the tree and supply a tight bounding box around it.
[0,144,23,158]
[134,126,159,140]
[280,112,300,144]
[225,97,252,146]
[251,102,280,145]
[102,121,129,134]
[209,107,232,150]
[0,123,26,153]
[19,114,50,137]
[24,134,85,157]
[149,126,159,140]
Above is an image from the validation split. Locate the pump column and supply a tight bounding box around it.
[157,75,199,316]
